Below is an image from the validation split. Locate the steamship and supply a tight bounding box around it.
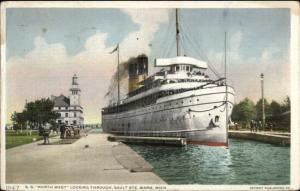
[102,9,235,146]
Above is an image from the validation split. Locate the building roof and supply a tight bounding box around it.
[51,95,70,107]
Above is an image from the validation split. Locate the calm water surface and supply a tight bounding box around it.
[129,139,290,185]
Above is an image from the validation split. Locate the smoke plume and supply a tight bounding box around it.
[106,54,147,105]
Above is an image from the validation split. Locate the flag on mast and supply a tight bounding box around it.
[109,44,119,54]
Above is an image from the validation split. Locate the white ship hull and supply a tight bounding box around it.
[102,85,234,146]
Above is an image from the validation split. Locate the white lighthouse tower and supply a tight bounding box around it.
[70,74,81,106]
[68,73,84,127]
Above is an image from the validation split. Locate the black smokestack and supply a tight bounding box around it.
[106,54,148,104]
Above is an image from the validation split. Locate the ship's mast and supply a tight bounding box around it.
[117,44,120,104]
[109,43,120,105]
[176,8,180,56]
[225,32,228,147]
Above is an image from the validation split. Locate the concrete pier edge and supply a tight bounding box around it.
[229,130,290,146]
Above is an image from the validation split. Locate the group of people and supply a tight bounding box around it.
[250,120,262,132]
[59,123,81,139]
[39,123,81,145]
[250,120,274,132]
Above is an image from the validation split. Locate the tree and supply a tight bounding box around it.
[256,98,270,121]
[11,111,26,132]
[232,98,256,124]
[11,98,59,130]
[37,98,60,126]
[24,101,39,129]
[269,100,282,117]
[30,98,59,129]
[11,111,19,131]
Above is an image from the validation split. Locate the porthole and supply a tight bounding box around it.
[215,116,220,123]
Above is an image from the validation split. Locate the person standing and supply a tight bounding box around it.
[269,122,273,132]
[60,123,66,139]
[235,122,239,130]
[254,120,257,132]
[250,120,254,132]
[258,121,262,132]
[43,123,51,144]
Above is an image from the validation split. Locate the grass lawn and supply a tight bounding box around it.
[6,130,43,149]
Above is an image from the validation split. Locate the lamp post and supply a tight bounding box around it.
[261,73,265,132]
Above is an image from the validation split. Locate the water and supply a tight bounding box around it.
[129,139,290,185]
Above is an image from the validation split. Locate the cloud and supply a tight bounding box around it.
[229,30,242,53]
[260,47,280,61]
[106,9,170,102]
[6,9,171,124]
[206,30,289,103]
[119,9,170,59]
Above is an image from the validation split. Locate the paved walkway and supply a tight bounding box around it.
[6,132,166,184]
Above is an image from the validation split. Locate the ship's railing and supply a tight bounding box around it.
[102,78,231,115]
[128,77,212,98]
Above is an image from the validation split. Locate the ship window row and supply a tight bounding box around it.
[129,78,212,97]
[174,65,192,72]
[103,89,206,115]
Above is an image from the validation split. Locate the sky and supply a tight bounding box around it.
[5,8,290,124]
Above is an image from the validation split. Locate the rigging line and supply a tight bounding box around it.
[179,25,204,58]
[181,35,190,57]
[185,40,221,78]
[180,23,222,78]
[160,19,176,58]
[180,28,221,78]
[155,29,171,59]
[164,33,176,58]
[152,14,175,59]
[180,28,205,60]
[164,14,177,57]
[160,35,171,58]
[161,35,171,58]
[181,33,199,59]
[180,30,200,58]
[180,21,207,58]
[161,36,173,59]
[162,24,176,58]
[179,24,214,64]
[182,33,221,79]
